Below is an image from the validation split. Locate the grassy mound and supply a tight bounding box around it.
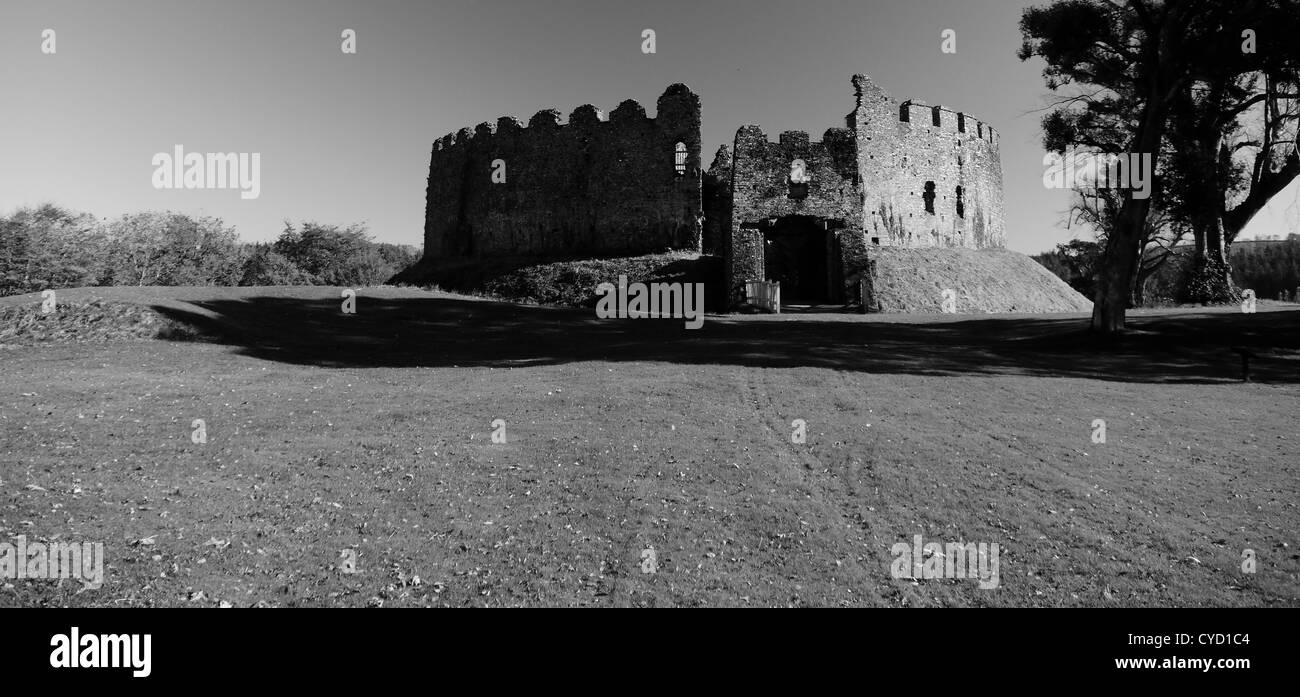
[395,252,726,311]
[0,297,198,345]
[866,248,1093,313]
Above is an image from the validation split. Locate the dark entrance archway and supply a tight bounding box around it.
[762,215,835,303]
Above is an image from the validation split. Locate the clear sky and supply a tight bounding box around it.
[2,0,1295,254]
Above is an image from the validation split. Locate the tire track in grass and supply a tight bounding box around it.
[735,367,895,605]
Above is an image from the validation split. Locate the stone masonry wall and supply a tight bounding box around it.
[726,125,862,304]
[424,84,703,260]
[702,144,732,255]
[849,74,1006,250]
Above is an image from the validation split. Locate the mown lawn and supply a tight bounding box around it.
[0,286,1297,606]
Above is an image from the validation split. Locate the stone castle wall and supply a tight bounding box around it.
[725,126,862,303]
[701,144,733,255]
[850,74,1006,250]
[424,84,703,260]
[422,74,1013,313]
[721,74,1008,306]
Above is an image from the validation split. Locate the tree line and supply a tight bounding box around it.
[1034,234,1300,304]
[0,203,420,297]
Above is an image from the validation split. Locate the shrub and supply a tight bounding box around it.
[239,244,316,285]
[0,204,108,295]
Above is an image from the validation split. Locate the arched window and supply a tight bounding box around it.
[955,186,965,219]
[674,142,687,176]
[923,181,936,214]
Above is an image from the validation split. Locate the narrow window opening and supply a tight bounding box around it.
[900,102,910,122]
[674,142,687,177]
[955,186,965,219]
[923,181,936,214]
[931,107,941,127]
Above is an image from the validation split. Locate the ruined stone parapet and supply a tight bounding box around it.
[729,125,862,223]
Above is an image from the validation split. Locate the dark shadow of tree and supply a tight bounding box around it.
[150,295,1300,384]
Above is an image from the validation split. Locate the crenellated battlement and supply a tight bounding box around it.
[897,101,998,146]
[431,84,698,155]
[732,125,859,186]
[733,126,856,151]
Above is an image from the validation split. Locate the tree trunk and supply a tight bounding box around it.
[1091,200,1148,333]
[1133,265,1150,308]
[1090,16,1185,335]
[1185,216,1239,304]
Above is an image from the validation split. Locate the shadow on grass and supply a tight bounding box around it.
[150,295,1300,384]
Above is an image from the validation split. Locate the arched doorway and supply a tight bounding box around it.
[762,215,833,303]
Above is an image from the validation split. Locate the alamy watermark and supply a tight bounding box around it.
[890,534,1000,589]
[0,535,104,587]
[152,145,261,199]
[50,627,151,678]
[1043,148,1153,200]
[595,274,705,329]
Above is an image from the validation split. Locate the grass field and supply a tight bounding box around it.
[1,286,1297,607]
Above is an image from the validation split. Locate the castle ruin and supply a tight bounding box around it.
[423,74,1085,313]
[424,84,702,260]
